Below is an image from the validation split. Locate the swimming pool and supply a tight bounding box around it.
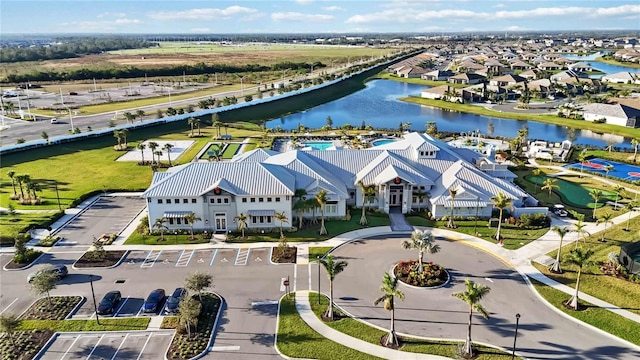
[371,139,396,147]
[303,141,335,150]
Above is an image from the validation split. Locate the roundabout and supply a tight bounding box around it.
[327,233,640,360]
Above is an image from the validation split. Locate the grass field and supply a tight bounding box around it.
[20,317,150,332]
[525,175,618,208]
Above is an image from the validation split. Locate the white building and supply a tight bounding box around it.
[142,133,543,233]
[581,103,640,128]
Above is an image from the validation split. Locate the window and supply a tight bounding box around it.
[176,218,182,225]
[209,198,215,204]
[259,216,265,223]
[166,199,171,204]
[266,216,272,223]
[267,197,272,202]
[217,198,222,204]
[191,199,197,204]
[325,204,338,214]
[242,198,247,203]
[252,216,257,224]
[224,198,229,204]
[174,199,179,204]
[168,218,174,224]
[349,191,355,199]
[275,197,281,202]
[250,198,256,203]
[157,199,163,204]
[183,199,188,204]
[259,197,264,202]
[286,196,290,200]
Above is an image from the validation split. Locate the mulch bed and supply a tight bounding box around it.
[20,296,83,321]
[74,250,127,268]
[394,260,448,287]
[166,293,222,360]
[4,252,43,270]
[271,246,297,263]
[0,329,54,360]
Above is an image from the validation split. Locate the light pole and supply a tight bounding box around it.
[317,256,321,304]
[511,313,521,359]
[175,230,178,244]
[89,274,100,325]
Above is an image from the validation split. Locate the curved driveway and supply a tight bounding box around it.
[329,235,640,360]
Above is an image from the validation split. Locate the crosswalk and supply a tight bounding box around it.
[126,247,286,269]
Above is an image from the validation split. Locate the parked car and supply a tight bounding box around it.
[143,289,165,313]
[164,288,186,314]
[50,118,58,124]
[27,264,68,283]
[97,290,122,315]
[552,204,568,217]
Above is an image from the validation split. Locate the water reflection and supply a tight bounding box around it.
[267,80,633,148]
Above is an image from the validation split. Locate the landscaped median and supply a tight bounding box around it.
[276,291,519,360]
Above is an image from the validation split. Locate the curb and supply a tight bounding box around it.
[3,251,47,272]
[181,291,225,360]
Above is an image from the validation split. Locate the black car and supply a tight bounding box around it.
[27,264,68,283]
[164,288,186,314]
[97,291,122,315]
[143,289,165,313]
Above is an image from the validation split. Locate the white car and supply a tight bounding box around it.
[552,204,568,217]
[50,118,58,124]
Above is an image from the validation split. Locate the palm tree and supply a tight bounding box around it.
[446,187,458,228]
[625,202,638,231]
[154,150,163,166]
[123,111,134,123]
[569,210,589,248]
[589,189,603,219]
[358,181,376,225]
[136,109,145,121]
[16,174,29,199]
[319,254,348,321]
[233,213,249,238]
[541,178,559,198]
[632,138,639,163]
[163,143,174,166]
[113,129,122,147]
[550,226,571,273]
[136,143,147,165]
[120,129,129,145]
[612,185,624,209]
[184,271,212,303]
[414,188,427,212]
[532,168,542,192]
[274,211,288,238]
[187,117,197,137]
[183,212,202,240]
[490,191,513,246]
[596,213,614,242]
[27,180,41,200]
[565,247,595,310]
[148,141,159,164]
[316,190,328,235]
[212,113,222,138]
[6,170,17,197]
[153,217,168,241]
[373,272,405,347]
[452,279,491,358]
[604,164,614,179]
[402,229,440,273]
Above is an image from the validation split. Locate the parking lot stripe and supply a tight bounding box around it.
[0,297,18,315]
[209,249,218,266]
[114,297,129,317]
[136,334,153,360]
[61,335,82,360]
[141,250,162,268]
[86,334,105,359]
[234,248,250,265]
[110,333,128,360]
[175,249,195,267]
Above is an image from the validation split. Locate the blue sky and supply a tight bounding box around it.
[2,1,640,34]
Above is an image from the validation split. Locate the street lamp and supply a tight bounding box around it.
[174,230,178,244]
[89,274,100,325]
[317,256,321,304]
[511,313,521,359]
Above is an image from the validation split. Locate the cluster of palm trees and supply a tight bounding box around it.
[6,171,41,204]
[112,129,129,150]
[122,109,145,124]
[152,212,201,241]
[292,189,330,235]
[136,141,174,168]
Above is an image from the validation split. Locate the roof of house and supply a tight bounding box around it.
[582,103,640,118]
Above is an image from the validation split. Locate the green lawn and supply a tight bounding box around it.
[309,246,334,260]
[0,212,62,244]
[124,232,211,245]
[406,217,549,250]
[583,149,639,164]
[525,175,618,208]
[221,143,241,159]
[19,317,150,332]
[225,209,390,244]
[277,293,383,360]
[308,292,518,359]
[537,215,640,316]
[531,280,640,346]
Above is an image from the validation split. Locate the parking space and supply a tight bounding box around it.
[234,248,250,265]
[153,251,182,268]
[0,253,14,269]
[191,249,217,268]
[248,248,269,265]
[39,331,173,360]
[215,249,238,267]
[119,248,279,269]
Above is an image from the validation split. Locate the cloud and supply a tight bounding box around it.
[148,6,259,21]
[503,25,527,31]
[271,12,334,22]
[190,28,210,33]
[97,12,126,18]
[295,0,314,4]
[322,6,343,12]
[58,19,141,32]
[493,3,505,8]
[114,19,142,25]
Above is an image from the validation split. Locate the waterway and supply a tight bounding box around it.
[561,52,640,76]
[267,79,634,148]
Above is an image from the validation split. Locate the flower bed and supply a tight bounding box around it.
[74,250,127,268]
[20,296,83,321]
[394,260,448,287]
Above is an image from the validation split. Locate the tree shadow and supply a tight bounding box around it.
[71,343,140,359]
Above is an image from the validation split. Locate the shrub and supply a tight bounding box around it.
[13,248,42,264]
[519,213,548,227]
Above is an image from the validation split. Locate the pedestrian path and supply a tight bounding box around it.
[294,291,451,360]
[389,211,414,232]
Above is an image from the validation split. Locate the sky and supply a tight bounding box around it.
[2,0,640,34]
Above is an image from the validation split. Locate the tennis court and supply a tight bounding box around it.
[525,175,618,208]
[565,158,640,182]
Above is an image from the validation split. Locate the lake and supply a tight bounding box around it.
[267,79,634,148]
[561,52,640,76]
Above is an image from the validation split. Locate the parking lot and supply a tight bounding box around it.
[39,331,173,360]
[124,248,274,269]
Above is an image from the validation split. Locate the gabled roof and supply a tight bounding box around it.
[355,151,433,186]
[232,148,277,162]
[582,103,640,118]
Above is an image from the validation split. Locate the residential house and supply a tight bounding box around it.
[538,62,563,71]
[448,73,486,85]
[421,70,455,81]
[581,103,640,128]
[601,72,639,84]
[567,61,593,72]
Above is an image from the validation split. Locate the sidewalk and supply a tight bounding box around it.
[294,291,450,360]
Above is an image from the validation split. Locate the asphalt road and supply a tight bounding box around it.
[328,236,640,360]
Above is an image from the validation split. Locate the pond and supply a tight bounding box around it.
[561,52,640,76]
[267,79,634,148]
